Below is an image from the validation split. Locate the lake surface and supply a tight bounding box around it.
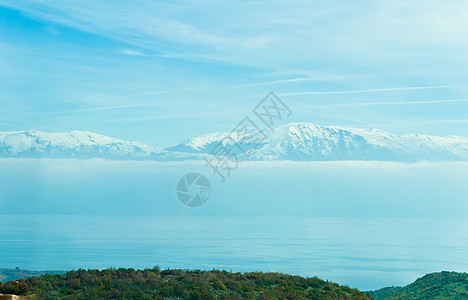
[1,215,467,290]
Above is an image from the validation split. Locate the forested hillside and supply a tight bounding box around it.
[369,271,468,300]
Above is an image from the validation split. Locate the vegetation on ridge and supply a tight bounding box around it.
[0,267,371,299]
[368,271,468,300]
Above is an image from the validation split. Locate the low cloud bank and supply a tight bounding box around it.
[0,159,466,217]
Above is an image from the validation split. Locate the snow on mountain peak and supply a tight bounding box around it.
[184,132,227,151]
[166,122,468,162]
[1,124,467,162]
[0,130,160,159]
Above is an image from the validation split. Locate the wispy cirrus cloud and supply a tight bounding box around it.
[121,49,144,56]
[317,98,468,107]
[1,0,468,144]
[280,85,450,96]
[246,75,366,86]
[101,111,220,124]
[3,0,468,70]
[390,119,468,125]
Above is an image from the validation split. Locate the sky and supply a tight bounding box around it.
[1,0,468,148]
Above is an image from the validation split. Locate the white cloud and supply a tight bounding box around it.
[247,75,365,86]
[280,85,449,96]
[1,0,468,140]
[3,0,468,72]
[121,49,144,56]
[327,99,468,107]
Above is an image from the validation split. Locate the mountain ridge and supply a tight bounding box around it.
[0,130,200,161]
[1,123,467,162]
[167,122,468,162]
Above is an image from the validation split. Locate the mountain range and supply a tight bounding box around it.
[0,130,198,161]
[1,123,467,162]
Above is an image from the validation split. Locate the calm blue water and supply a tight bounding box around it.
[0,215,467,290]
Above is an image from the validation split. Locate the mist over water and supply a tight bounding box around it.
[0,158,467,290]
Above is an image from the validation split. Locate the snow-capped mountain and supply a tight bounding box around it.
[167,123,468,162]
[0,130,197,161]
[1,124,467,161]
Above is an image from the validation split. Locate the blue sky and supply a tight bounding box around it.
[1,0,468,147]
